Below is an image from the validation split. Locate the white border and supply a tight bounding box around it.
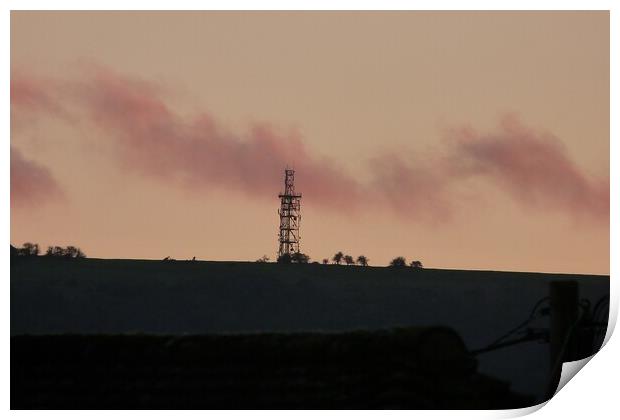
[0,1,617,11]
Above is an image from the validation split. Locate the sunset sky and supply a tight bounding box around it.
[10,11,609,274]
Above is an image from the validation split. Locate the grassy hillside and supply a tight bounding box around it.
[11,257,608,335]
[11,257,609,401]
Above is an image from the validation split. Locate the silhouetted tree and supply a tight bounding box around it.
[356,255,368,266]
[333,251,344,265]
[344,255,354,265]
[64,246,79,258]
[256,255,270,263]
[51,246,64,257]
[19,242,39,257]
[277,253,292,264]
[291,252,310,264]
[410,260,424,269]
[389,256,407,268]
[42,245,86,258]
[322,258,329,265]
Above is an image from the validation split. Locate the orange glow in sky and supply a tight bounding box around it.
[11,11,609,274]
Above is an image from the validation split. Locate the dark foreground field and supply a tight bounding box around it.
[11,257,609,409]
[12,329,534,409]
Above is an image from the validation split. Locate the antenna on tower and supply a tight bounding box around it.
[278,168,302,259]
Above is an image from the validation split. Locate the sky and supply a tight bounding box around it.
[10,11,609,274]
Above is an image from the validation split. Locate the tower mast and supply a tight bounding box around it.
[278,168,302,259]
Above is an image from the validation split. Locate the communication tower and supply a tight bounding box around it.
[278,168,301,259]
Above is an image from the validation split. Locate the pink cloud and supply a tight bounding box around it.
[447,116,609,222]
[11,75,70,118]
[77,66,365,211]
[10,147,64,208]
[368,152,453,222]
[10,66,609,224]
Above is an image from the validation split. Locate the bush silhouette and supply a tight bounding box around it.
[410,260,424,269]
[291,252,310,264]
[389,257,407,268]
[11,243,39,257]
[356,255,368,266]
[17,243,39,257]
[332,252,344,265]
[277,254,292,264]
[277,252,310,264]
[44,245,86,258]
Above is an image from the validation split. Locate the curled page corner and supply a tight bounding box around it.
[492,401,548,418]
[497,355,598,418]
[553,355,595,397]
